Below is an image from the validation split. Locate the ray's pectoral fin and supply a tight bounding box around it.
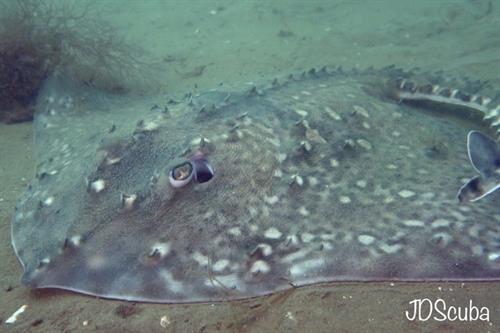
[458,175,500,203]
[467,131,500,175]
[457,131,500,203]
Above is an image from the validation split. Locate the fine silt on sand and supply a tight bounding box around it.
[1,1,499,332]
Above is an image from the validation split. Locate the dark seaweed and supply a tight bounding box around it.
[0,0,155,123]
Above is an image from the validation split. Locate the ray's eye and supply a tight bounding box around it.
[169,161,194,188]
[168,153,215,188]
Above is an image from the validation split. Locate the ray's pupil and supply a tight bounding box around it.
[172,162,193,181]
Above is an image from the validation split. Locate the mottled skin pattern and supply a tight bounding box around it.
[11,67,500,303]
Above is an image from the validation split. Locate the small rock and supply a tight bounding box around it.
[160,315,171,327]
[114,303,141,319]
[31,319,44,327]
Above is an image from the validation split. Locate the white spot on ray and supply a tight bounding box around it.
[264,227,282,239]
[321,233,336,240]
[267,137,281,147]
[433,232,452,247]
[450,211,466,222]
[324,106,342,120]
[339,196,351,204]
[431,219,450,228]
[403,219,425,227]
[471,245,483,256]
[356,180,367,188]
[488,253,500,261]
[358,234,375,245]
[159,269,184,293]
[106,156,122,165]
[227,227,242,236]
[42,196,54,206]
[308,176,319,186]
[295,109,308,117]
[121,193,137,210]
[285,234,299,246]
[398,190,415,198]
[421,192,435,200]
[262,206,270,217]
[321,242,333,250]
[70,235,82,246]
[330,158,339,167]
[458,205,471,213]
[356,139,372,150]
[290,174,303,186]
[255,243,273,256]
[192,251,209,266]
[190,137,210,146]
[383,196,394,204]
[353,105,370,118]
[301,233,315,243]
[87,255,107,270]
[379,242,402,254]
[264,195,279,205]
[250,260,270,274]
[290,258,325,277]
[90,179,106,193]
[277,153,287,162]
[141,120,159,131]
[248,206,258,217]
[298,206,310,216]
[150,242,170,257]
[204,273,242,291]
[282,248,310,263]
[212,259,230,272]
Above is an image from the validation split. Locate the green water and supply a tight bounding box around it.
[1,1,499,332]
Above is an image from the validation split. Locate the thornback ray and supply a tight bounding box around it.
[11,67,500,303]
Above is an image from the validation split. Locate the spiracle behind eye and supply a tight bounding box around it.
[192,157,214,183]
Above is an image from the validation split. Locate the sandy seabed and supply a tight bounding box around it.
[1,1,499,332]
